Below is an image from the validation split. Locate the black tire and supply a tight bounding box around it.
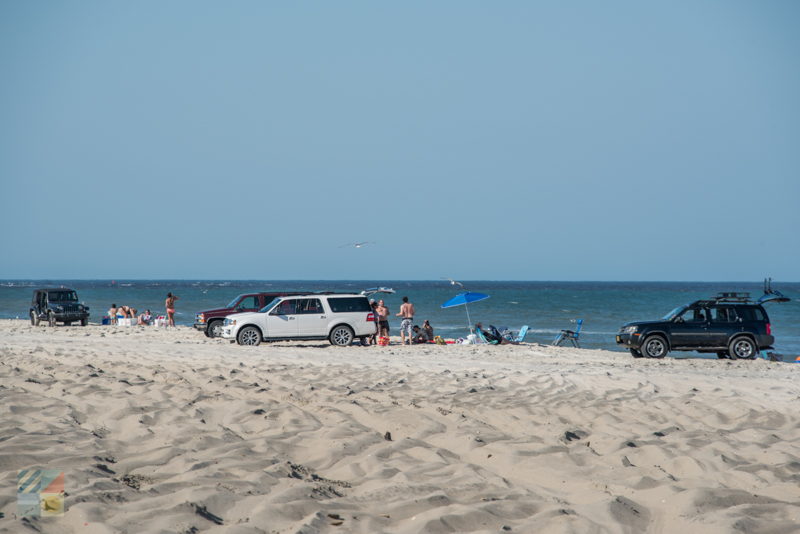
[729,336,756,360]
[330,325,354,346]
[48,311,57,327]
[716,351,729,359]
[81,318,88,326]
[237,326,262,346]
[642,335,668,358]
[30,311,40,326]
[206,320,223,338]
[64,321,72,326]
[630,348,644,358]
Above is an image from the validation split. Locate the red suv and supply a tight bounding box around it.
[194,292,304,337]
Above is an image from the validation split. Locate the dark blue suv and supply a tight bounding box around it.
[617,286,789,359]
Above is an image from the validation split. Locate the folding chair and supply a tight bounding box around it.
[475,326,499,345]
[514,325,529,343]
[553,319,583,347]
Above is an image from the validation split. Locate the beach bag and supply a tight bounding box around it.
[377,336,390,346]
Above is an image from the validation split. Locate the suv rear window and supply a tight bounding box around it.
[327,297,370,313]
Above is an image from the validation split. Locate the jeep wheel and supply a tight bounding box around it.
[642,335,668,358]
[81,318,88,326]
[64,321,72,326]
[630,348,644,358]
[237,326,262,346]
[730,337,756,360]
[330,325,354,346]
[30,311,40,326]
[716,351,729,359]
[206,320,223,338]
[48,312,57,327]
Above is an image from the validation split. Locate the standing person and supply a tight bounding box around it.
[396,296,415,345]
[165,292,179,327]
[108,304,118,325]
[376,299,390,339]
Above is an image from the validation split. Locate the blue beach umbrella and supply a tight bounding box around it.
[441,292,490,332]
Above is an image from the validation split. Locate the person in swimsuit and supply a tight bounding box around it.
[396,296,415,345]
[108,304,118,325]
[165,293,179,327]
[376,299,390,339]
[138,309,152,325]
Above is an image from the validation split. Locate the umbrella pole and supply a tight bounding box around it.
[465,302,472,333]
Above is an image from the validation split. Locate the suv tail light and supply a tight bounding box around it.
[766,323,772,335]
[366,312,375,322]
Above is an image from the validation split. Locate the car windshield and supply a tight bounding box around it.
[49,291,78,302]
[226,295,245,308]
[259,298,281,313]
[662,305,686,320]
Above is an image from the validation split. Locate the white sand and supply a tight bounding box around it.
[1,319,799,533]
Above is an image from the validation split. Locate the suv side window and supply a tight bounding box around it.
[271,299,297,315]
[736,306,765,322]
[328,297,371,313]
[237,296,259,309]
[296,298,324,314]
[678,307,707,323]
[710,306,736,323]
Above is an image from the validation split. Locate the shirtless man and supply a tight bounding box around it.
[108,304,118,325]
[376,299,390,338]
[396,296,415,345]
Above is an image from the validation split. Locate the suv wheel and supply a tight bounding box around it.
[716,351,729,359]
[48,311,57,327]
[206,320,223,338]
[330,325,354,346]
[630,348,644,358]
[237,326,262,346]
[730,337,756,360]
[642,335,668,358]
[30,311,40,326]
[81,318,88,326]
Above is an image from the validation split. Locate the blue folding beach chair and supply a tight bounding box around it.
[514,325,529,343]
[475,326,500,345]
[553,319,583,348]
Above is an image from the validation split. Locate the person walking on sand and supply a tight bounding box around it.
[165,292,179,327]
[396,296,415,345]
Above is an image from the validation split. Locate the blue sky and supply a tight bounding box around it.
[1,1,798,281]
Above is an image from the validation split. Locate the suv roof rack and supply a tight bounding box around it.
[712,292,752,303]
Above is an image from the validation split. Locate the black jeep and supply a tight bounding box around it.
[30,288,90,326]
[616,283,789,359]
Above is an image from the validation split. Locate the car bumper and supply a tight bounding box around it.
[55,312,89,321]
[193,322,207,331]
[221,326,236,339]
[616,333,643,349]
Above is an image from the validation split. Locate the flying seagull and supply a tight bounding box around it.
[442,277,465,289]
[339,241,374,249]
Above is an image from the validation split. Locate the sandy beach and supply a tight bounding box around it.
[1,319,799,533]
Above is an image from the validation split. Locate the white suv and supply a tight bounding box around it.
[221,293,377,346]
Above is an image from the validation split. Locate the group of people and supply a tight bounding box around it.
[107,304,152,325]
[369,296,434,345]
[107,293,179,327]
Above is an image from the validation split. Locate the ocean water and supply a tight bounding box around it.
[1,280,798,357]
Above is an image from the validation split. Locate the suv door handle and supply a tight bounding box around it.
[289,317,295,320]
[320,315,326,319]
